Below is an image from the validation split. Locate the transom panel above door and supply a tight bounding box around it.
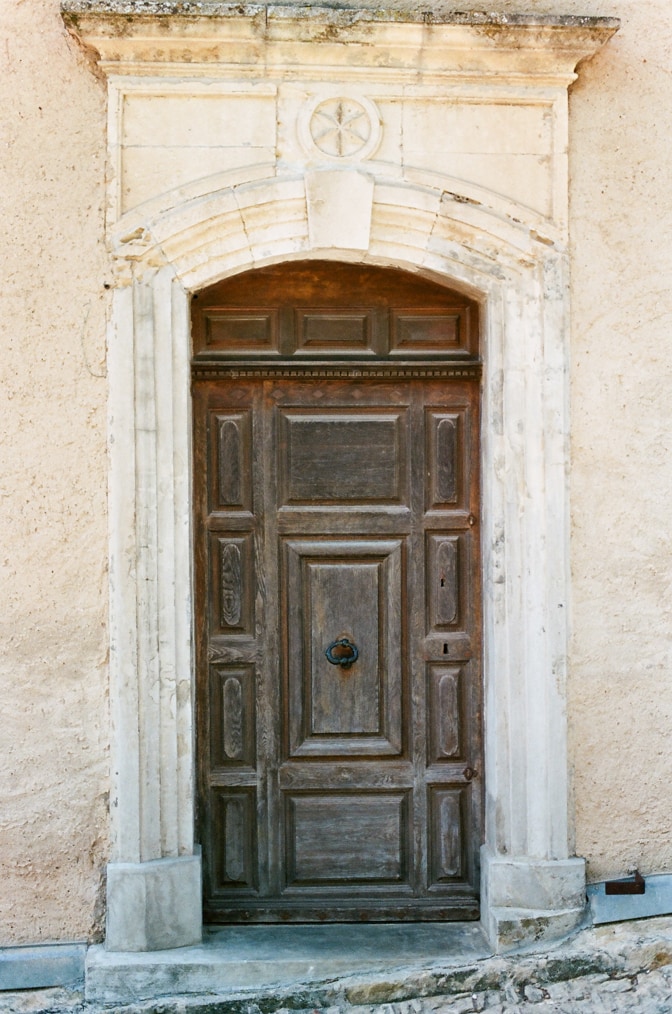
[192,262,482,922]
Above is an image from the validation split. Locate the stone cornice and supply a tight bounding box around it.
[62,3,619,81]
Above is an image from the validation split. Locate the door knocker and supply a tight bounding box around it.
[325,638,359,669]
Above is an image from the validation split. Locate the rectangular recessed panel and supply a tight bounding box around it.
[204,310,278,352]
[427,664,463,762]
[296,311,372,353]
[426,409,469,512]
[391,309,466,354]
[209,533,254,635]
[280,410,407,505]
[210,788,257,892]
[284,539,403,757]
[309,561,380,735]
[285,792,408,885]
[211,410,252,512]
[209,665,256,769]
[427,534,461,631]
[428,787,465,884]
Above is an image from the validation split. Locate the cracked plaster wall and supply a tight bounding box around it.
[1,0,671,943]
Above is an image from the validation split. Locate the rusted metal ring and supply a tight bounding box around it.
[325,638,359,668]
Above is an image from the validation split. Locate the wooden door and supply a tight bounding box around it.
[192,263,482,922]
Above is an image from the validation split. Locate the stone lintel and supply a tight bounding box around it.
[61,4,619,80]
[106,854,202,952]
[60,2,619,30]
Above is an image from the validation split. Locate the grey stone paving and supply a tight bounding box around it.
[2,917,672,1013]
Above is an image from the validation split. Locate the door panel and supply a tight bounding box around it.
[285,538,403,757]
[279,409,408,506]
[425,408,471,513]
[427,665,463,762]
[211,411,253,512]
[209,664,256,769]
[193,264,481,922]
[295,310,376,354]
[210,788,258,893]
[284,791,410,887]
[428,786,466,884]
[209,534,255,636]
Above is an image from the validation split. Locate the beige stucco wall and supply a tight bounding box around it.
[567,1,672,881]
[0,0,671,944]
[0,0,109,944]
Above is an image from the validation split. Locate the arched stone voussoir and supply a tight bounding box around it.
[110,169,560,295]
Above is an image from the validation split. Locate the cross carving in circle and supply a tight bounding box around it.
[309,98,372,157]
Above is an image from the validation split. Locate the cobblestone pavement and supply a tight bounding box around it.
[356,968,672,1012]
[4,969,672,1014]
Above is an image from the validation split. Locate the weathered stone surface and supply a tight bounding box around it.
[59,1,620,29]
[5,918,672,1012]
[105,855,202,951]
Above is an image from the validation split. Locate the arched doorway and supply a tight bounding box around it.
[191,261,483,922]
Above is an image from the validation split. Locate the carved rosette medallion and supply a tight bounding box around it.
[299,94,382,162]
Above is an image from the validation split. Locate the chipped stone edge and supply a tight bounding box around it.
[59,0,620,32]
[81,918,672,1010]
[5,916,672,1011]
[20,939,666,1013]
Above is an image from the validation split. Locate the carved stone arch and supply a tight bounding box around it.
[104,175,580,956]
[112,170,543,297]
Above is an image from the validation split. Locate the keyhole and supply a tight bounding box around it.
[443,643,448,655]
[440,577,445,587]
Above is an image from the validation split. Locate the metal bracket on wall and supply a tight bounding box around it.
[605,870,646,895]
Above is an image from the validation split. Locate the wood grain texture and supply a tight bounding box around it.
[213,411,252,513]
[193,263,482,923]
[390,308,470,355]
[285,538,403,757]
[285,792,408,886]
[192,260,479,360]
[279,410,406,505]
[429,787,464,883]
[296,311,373,354]
[209,665,256,769]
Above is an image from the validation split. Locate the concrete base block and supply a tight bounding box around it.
[481,849,587,952]
[0,943,86,990]
[105,854,202,953]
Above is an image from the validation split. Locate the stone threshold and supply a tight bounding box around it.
[6,917,672,1012]
[85,922,490,1003]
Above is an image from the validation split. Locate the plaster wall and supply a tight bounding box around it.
[1,0,671,945]
[0,0,109,944]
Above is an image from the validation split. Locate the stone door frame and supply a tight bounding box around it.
[62,5,619,956]
[104,218,581,953]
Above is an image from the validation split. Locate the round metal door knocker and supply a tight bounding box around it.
[325,638,359,669]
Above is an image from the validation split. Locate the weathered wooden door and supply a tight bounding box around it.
[192,263,482,922]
